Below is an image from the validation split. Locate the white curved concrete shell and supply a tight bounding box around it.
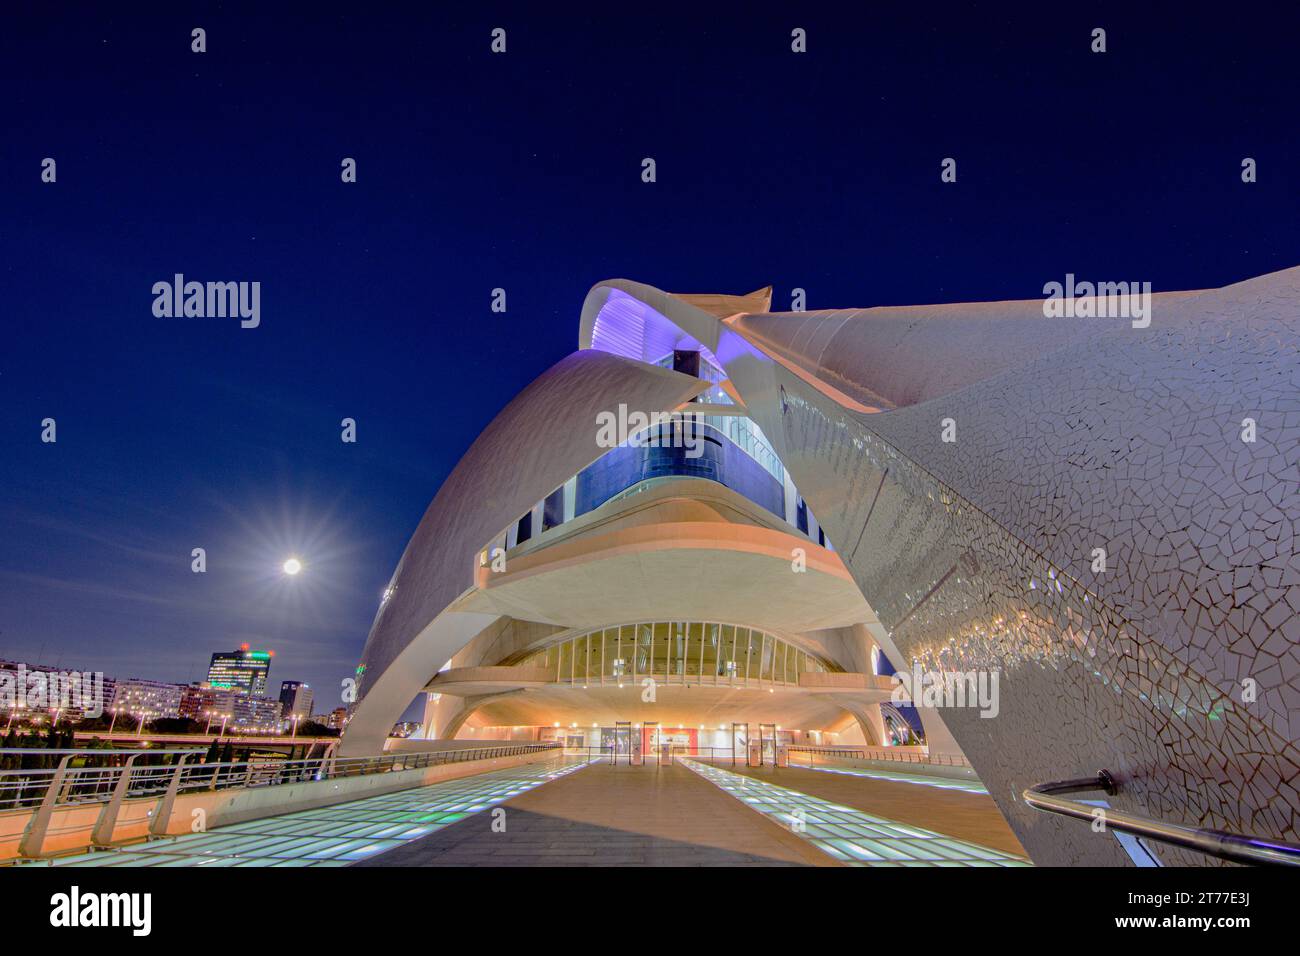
[347,267,1300,866]
[341,351,707,751]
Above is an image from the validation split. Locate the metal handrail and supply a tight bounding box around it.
[559,743,802,768]
[0,748,209,811]
[787,746,866,760]
[1023,770,1300,867]
[0,743,559,813]
[561,744,740,764]
[787,745,971,768]
[0,748,206,756]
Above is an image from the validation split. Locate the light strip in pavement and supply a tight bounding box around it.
[797,762,989,794]
[681,759,1031,867]
[19,757,588,868]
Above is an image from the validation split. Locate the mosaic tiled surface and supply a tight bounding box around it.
[725,268,1300,866]
[19,758,587,868]
[682,758,1029,866]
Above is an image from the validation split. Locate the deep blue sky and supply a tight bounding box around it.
[1,4,1296,718]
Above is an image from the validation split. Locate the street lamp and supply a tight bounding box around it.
[4,700,24,734]
[107,706,120,734]
[291,714,300,738]
[219,712,230,735]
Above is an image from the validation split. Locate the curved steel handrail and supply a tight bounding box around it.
[1023,770,1300,867]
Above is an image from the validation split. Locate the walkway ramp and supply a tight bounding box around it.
[360,762,833,866]
[720,763,1026,857]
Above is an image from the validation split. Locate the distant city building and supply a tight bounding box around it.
[328,706,349,730]
[207,645,273,696]
[390,721,420,738]
[179,683,234,723]
[231,695,282,731]
[0,658,114,721]
[278,681,314,720]
[110,679,185,719]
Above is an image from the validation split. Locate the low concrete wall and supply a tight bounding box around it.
[383,737,524,753]
[0,747,559,861]
[794,750,980,783]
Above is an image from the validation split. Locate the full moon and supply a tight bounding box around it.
[282,557,303,576]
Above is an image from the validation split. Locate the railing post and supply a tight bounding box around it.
[91,754,142,847]
[150,753,194,838]
[20,754,76,858]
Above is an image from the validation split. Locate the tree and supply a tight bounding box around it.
[146,717,203,735]
[296,720,339,738]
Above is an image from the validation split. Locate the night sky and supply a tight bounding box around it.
[1,4,1296,719]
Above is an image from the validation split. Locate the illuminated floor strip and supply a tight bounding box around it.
[23,757,588,868]
[681,759,1030,867]
[797,762,989,794]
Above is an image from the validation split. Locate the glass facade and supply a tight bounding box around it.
[696,414,783,481]
[574,419,785,519]
[207,648,272,696]
[653,352,735,406]
[509,621,839,687]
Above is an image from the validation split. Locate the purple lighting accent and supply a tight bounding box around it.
[588,289,646,360]
[711,325,767,367]
[590,289,723,368]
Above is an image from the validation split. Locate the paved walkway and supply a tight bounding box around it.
[360,761,834,866]
[720,762,1026,856]
[682,759,1029,866]
[19,755,1024,868]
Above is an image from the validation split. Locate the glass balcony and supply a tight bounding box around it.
[575,419,785,520]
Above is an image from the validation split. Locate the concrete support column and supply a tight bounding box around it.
[421,692,453,739]
[782,471,799,528]
[423,692,520,741]
[563,476,577,523]
[857,705,886,748]
[914,705,964,757]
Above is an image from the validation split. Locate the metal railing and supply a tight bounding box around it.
[1,743,560,858]
[563,744,743,765]
[562,743,806,768]
[787,745,971,769]
[557,743,974,771]
[1,749,203,812]
[1024,770,1300,867]
[787,746,865,763]
[0,743,559,812]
